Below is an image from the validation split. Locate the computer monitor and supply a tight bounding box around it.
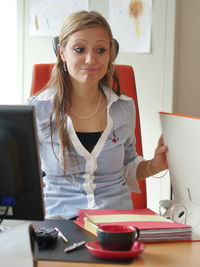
[160,112,200,207]
[160,112,200,239]
[0,105,44,221]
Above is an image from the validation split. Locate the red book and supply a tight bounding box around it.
[74,208,192,243]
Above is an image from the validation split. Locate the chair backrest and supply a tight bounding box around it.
[31,64,147,209]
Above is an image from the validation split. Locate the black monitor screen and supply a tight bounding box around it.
[0,105,44,221]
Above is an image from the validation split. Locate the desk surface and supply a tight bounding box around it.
[33,219,200,267]
[37,241,200,267]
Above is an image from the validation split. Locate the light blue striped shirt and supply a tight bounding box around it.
[27,86,144,219]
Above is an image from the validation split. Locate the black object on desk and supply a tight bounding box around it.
[32,220,132,264]
[34,227,59,249]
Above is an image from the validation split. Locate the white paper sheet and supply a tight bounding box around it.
[108,0,152,53]
[29,0,89,36]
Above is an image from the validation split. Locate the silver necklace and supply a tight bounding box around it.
[70,93,102,119]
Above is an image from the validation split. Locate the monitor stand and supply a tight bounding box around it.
[0,221,34,267]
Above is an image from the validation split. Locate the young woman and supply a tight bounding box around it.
[28,10,168,219]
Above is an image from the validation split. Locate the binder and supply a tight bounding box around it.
[74,208,192,243]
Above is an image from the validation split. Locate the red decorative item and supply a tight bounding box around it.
[109,130,119,143]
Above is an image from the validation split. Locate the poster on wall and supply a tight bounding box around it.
[29,0,89,36]
[108,0,152,53]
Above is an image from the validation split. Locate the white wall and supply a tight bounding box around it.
[0,1,18,104]
[20,0,176,212]
[22,0,56,100]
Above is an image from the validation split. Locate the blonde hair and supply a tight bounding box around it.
[43,10,120,174]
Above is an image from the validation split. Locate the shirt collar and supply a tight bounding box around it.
[34,85,131,104]
[33,88,55,101]
[102,85,132,107]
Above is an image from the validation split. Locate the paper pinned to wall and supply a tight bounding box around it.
[108,0,152,53]
[29,0,89,36]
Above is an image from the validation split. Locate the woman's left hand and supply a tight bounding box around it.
[150,135,168,174]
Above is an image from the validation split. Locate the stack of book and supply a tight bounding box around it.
[74,208,192,243]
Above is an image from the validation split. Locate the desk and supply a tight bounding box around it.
[33,219,200,267]
[37,241,200,267]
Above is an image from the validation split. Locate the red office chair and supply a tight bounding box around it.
[31,63,147,209]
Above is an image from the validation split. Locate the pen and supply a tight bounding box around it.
[64,240,86,253]
[54,227,68,243]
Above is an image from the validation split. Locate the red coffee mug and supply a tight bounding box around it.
[97,225,140,251]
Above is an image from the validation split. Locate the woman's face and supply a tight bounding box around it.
[59,26,110,87]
